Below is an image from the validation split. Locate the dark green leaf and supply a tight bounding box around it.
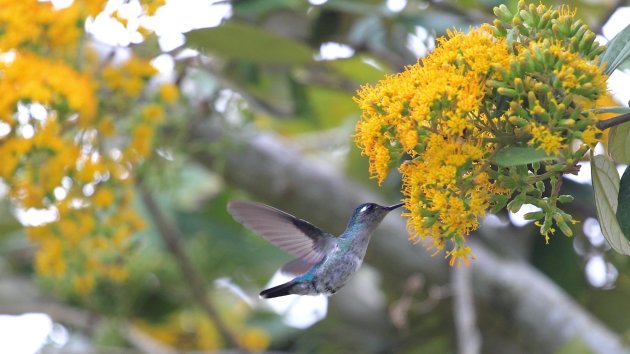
[492,146,555,167]
[616,166,630,240]
[591,154,630,254]
[185,22,313,64]
[608,121,630,164]
[600,24,630,75]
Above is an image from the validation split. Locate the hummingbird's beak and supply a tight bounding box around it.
[386,202,404,211]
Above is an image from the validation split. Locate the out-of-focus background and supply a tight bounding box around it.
[1,0,630,353]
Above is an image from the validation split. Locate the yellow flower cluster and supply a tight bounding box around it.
[0,53,95,124]
[356,26,511,265]
[133,308,270,352]
[355,2,608,265]
[0,0,178,294]
[0,0,85,52]
[103,56,159,98]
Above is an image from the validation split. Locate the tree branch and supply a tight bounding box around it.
[188,119,628,354]
[596,112,630,130]
[592,0,626,35]
[452,266,481,354]
[139,186,240,349]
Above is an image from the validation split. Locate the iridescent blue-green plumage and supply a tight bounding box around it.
[228,201,403,298]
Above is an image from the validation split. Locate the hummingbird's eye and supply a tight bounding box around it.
[360,204,375,213]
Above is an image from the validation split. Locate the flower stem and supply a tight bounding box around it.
[595,112,630,130]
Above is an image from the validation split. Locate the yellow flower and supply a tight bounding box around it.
[159,83,180,103]
[446,246,474,267]
[141,104,165,123]
[142,0,166,16]
[106,265,129,282]
[0,0,82,52]
[238,328,271,352]
[93,187,115,207]
[354,26,510,185]
[0,53,96,122]
[97,117,117,136]
[72,273,95,296]
[130,124,155,157]
[102,56,157,98]
[34,238,66,278]
[529,124,564,155]
[581,125,602,146]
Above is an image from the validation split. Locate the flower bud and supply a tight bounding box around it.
[493,19,507,36]
[558,220,573,237]
[579,32,596,53]
[494,4,514,23]
[558,195,574,203]
[524,211,545,220]
[507,193,526,213]
[498,87,519,97]
[509,116,529,127]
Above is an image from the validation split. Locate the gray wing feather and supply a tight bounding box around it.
[227,201,332,263]
[280,258,313,276]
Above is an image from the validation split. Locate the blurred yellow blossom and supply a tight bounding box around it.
[142,104,166,123]
[0,0,83,52]
[159,83,180,104]
[0,0,169,295]
[0,53,96,122]
[72,273,96,296]
[239,328,271,352]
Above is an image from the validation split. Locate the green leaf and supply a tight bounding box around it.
[585,106,630,115]
[492,146,555,167]
[185,22,313,64]
[617,166,630,240]
[591,154,630,255]
[553,337,593,354]
[326,56,390,84]
[608,121,630,164]
[600,24,630,75]
[232,0,302,16]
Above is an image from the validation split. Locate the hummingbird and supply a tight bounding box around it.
[227,200,404,299]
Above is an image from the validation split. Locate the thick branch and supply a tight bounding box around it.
[139,187,240,348]
[471,244,625,354]
[189,120,627,354]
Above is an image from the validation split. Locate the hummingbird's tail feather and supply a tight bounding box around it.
[260,281,296,299]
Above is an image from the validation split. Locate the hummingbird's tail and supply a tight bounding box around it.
[260,281,296,299]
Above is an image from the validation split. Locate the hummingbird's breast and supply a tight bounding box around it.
[312,240,365,295]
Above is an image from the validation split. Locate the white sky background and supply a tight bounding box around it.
[1,1,630,353]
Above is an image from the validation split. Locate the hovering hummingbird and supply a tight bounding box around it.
[227,201,403,299]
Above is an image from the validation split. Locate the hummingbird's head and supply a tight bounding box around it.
[349,202,404,228]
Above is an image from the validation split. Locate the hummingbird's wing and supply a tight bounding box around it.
[280,258,313,276]
[227,201,334,264]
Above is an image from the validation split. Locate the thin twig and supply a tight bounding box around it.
[139,184,240,349]
[596,112,630,130]
[452,266,481,354]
